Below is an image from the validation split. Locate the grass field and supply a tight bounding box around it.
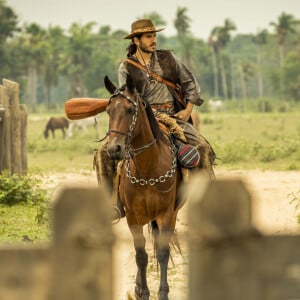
[27,111,300,173]
[201,112,300,170]
[1,110,300,244]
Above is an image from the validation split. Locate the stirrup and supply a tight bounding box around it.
[112,205,122,225]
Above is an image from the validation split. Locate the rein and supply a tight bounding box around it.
[108,90,177,186]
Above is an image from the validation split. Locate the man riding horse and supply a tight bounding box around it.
[96,19,215,220]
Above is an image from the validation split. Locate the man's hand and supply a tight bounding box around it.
[173,102,194,121]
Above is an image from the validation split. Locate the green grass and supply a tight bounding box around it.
[27,114,108,173]
[1,110,300,244]
[27,111,300,173]
[0,204,49,244]
[200,112,300,170]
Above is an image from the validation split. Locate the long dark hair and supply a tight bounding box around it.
[126,34,142,57]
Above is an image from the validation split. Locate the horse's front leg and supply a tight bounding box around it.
[157,226,171,300]
[130,224,150,300]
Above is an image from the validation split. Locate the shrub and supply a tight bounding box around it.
[0,171,49,223]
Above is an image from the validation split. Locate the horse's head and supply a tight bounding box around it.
[104,76,164,160]
[104,75,139,160]
[104,75,163,160]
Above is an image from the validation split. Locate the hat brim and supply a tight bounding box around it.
[123,28,165,39]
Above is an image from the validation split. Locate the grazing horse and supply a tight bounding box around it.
[43,116,69,139]
[103,75,191,300]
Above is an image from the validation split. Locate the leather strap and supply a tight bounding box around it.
[125,59,179,90]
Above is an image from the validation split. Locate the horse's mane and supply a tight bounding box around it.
[143,99,165,141]
[119,84,164,141]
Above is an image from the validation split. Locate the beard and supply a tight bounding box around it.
[139,42,156,54]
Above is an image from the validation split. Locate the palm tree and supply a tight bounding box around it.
[19,23,48,111]
[174,7,193,67]
[253,29,268,99]
[237,62,254,111]
[208,29,220,98]
[42,26,67,108]
[58,22,96,97]
[0,0,19,42]
[0,0,19,79]
[270,13,299,104]
[174,7,191,38]
[270,12,300,66]
[209,19,236,99]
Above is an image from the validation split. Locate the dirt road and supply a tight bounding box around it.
[48,169,300,299]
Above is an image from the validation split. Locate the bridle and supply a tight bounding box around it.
[107,90,177,186]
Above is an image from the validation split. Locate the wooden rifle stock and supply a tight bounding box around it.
[64,98,109,120]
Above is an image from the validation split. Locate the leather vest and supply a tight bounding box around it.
[125,50,188,111]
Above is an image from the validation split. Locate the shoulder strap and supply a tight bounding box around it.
[124,59,179,90]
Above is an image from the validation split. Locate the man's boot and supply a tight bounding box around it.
[93,144,125,221]
[196,138,215,180]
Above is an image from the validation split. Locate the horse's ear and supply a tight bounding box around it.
[126,75,136,94]
[104,75,117,94]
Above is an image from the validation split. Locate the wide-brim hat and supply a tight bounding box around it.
[124,19,165,39]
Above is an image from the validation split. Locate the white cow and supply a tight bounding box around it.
[207,99,224,112]
[66,116,101,139]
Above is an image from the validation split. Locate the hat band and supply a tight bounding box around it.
[131,26,157,34]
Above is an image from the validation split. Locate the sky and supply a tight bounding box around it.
[5,0,300,40]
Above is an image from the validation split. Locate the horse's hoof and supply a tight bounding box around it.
[135,286,149,300]
[158,294,169,300]
[158,286,169,300]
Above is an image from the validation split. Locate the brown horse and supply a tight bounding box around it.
[103,75,190,300]
[44,116,69,139]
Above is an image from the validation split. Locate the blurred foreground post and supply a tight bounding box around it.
[188,178,300,300]
[49,185,114,300]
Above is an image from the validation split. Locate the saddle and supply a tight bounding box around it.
[153,111,200,169]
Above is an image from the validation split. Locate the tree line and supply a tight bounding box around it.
[0,1,300,111]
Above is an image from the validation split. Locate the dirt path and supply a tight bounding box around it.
[46,169,300,299]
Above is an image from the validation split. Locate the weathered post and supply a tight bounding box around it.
[188,178,255,300]
[0,107,5,173]
[0,247,50,300]
[3,79,22,175]
[20,104,28,174]
[0,85,11,173]
[49,184,114,300]
[188,177,300,300]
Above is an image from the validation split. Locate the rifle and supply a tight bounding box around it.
[64,98,109,120]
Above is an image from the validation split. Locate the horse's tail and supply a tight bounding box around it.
[150,220,182,266]
[150,220,159,259]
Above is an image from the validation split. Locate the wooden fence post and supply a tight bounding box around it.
[0,107,5,173]
[20,104,28,174]
[0,247,50,300]
[49,184,114,300]
[188,178,300,300]
[0,85,11,173]
[3,79,22,175]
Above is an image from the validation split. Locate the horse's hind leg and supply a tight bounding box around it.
[130,225,150,300]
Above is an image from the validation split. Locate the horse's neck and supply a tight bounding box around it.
[131,115,170,165]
